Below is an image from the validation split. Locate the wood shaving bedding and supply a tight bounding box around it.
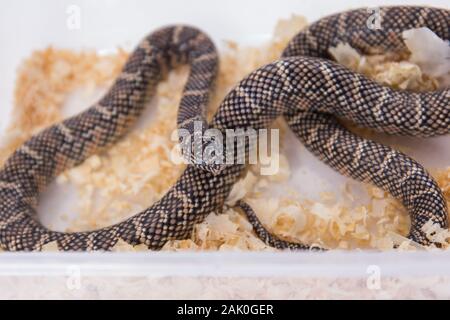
[0,15,449,252]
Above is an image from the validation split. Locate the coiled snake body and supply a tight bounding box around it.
[0,6,448,251]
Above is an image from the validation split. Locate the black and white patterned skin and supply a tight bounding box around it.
[236,6,450,248]
[0,6,448,251]
[282,6,450,138]
[0,26,242,251]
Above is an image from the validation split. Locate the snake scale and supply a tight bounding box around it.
[0,6,448,251]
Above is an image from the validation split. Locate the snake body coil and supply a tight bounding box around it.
[281,6,450,246]
[0,26,238,251]
[238,6,450,247]
[0,6,448,251]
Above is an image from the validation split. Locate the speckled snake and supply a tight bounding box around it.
[0,6,448,251]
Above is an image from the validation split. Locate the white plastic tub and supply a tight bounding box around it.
[1,251,450,299]
[0,0,449,299]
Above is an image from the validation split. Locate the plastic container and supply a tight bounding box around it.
[0,0,449,299]
[1,251,450,299]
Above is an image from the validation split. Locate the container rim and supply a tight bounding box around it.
[0,251,449,277]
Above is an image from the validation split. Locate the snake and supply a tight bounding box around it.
[0,26,230,251]
[237,5,450,248]
[0,6,449,251]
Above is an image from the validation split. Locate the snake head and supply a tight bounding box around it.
[178,117,227,175]
[185,137,228,175]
